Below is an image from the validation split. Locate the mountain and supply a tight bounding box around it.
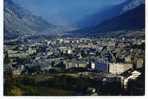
[4,0,63,39]
[76,0,145,28]
[71,0,145,37]
[92,4,145,32]
[77,6,122,28]
[121,0,145,13]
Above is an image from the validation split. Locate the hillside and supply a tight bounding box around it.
[92,4,145,33]
[77,0,144,28]
[4,0,62,39]
[70,0,145,38]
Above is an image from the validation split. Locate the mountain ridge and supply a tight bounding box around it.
[70,0,145,38]
[4,0,64,39]
[76,0,145,28]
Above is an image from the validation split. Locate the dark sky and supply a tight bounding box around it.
[13,0,126,26]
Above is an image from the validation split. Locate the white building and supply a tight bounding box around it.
[64,60,88,69]
[109,63,133,75]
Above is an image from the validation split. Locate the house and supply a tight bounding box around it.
[109,63,133,75]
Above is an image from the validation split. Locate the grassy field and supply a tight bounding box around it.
[4,73,97,96]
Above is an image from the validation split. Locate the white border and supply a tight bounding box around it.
[0,0,148,99]
[0,0,4,96]
[145,0,148,97]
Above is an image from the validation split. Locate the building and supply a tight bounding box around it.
[64,60,88,69]
[124,55,132,63]
[109,63,133,75]
[136,58,144,69]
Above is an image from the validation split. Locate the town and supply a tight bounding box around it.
[4,36,145,96]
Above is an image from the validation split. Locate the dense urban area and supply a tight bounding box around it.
[4,35,145,96]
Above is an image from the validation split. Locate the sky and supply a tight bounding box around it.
[13,0,126,26]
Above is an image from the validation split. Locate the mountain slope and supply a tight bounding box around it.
[4,0,60,39]
[77,5,122,28]
[76,0,145,29]
[92,4,145,33]
[121,0,144,13]
[71,0,145,37]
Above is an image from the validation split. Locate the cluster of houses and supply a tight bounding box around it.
[4,37,144,77]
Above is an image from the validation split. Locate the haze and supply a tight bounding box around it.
[13,0,126,26]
